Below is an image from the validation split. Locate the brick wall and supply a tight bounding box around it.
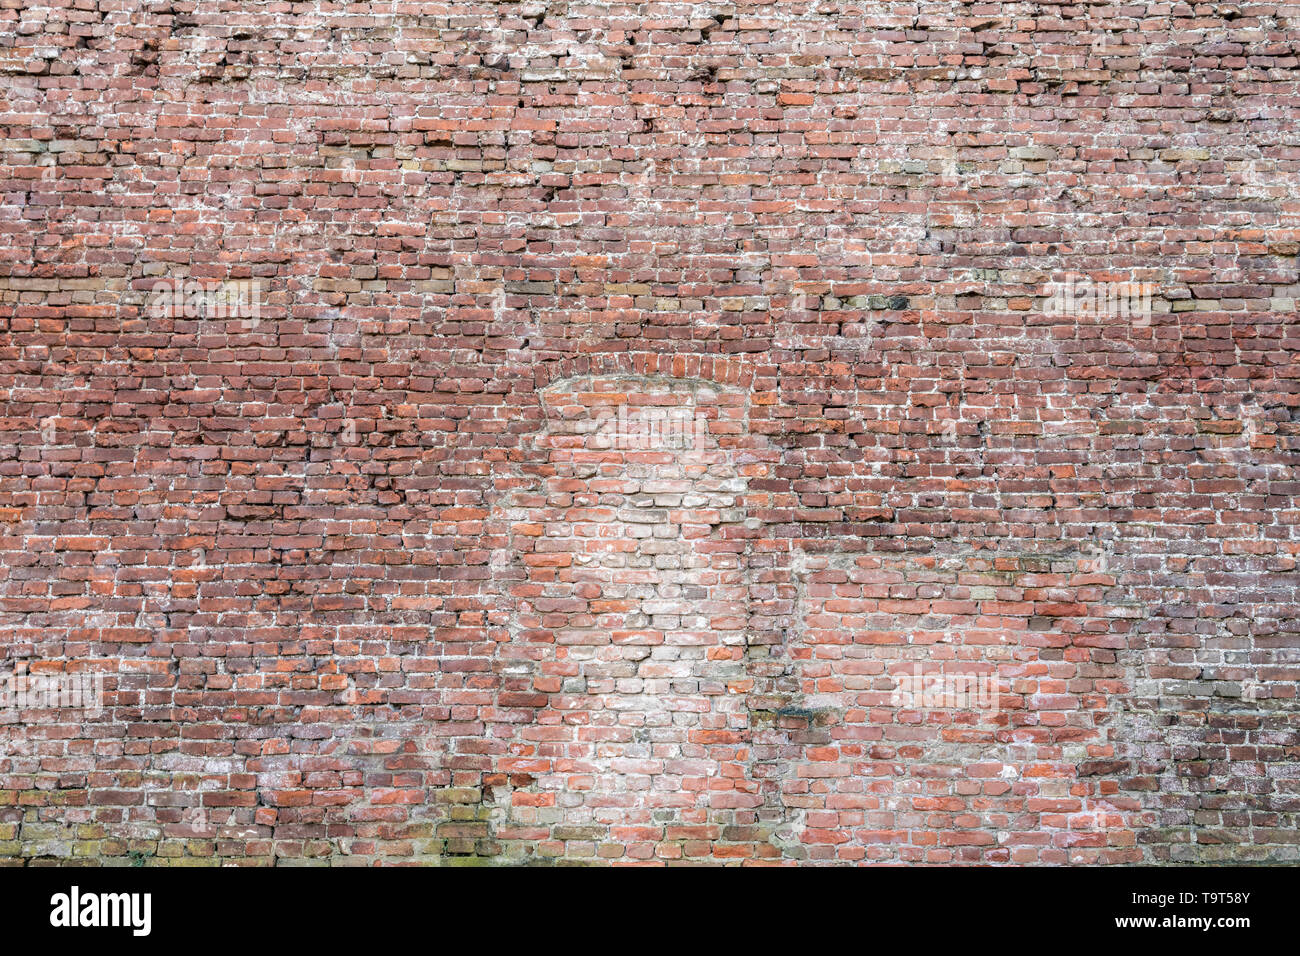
[1,1,1298,865]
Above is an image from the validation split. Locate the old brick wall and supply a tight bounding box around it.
[1,1,1298,865]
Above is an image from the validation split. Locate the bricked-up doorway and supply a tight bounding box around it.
[471,372,777,862]
[767,548,1145,864]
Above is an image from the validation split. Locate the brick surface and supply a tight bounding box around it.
[0,1,1297,864]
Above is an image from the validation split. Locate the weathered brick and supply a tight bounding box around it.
[0,0,1296,868]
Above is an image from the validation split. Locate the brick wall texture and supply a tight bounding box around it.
[1,1,1299,866]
